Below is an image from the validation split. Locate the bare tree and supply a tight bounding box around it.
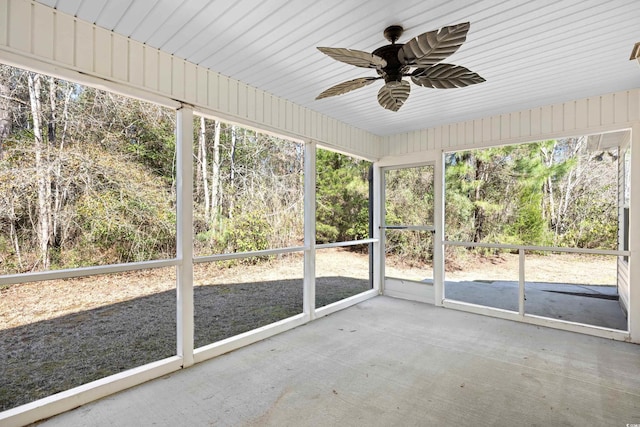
[50,80,74,249]
[195,115,210,220]
[228,125,237,219]
[27,72,51,269]
[0,81,10,160]
[210,119,221,227]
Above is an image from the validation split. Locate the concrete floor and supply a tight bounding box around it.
[37,296,640,427]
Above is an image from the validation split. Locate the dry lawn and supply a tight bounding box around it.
[386,251,617,285]
[0,249,370,411]
[0,248,618,411]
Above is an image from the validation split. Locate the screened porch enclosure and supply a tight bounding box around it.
[1,1,640,426]
[0,65,378,413]
[380,148,629,332]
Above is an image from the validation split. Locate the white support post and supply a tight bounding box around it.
[373,163,384,294]
[629,124,640,343]
[176,106,194,366]
[433,151,445,305]
[303,140,316,320]
[518,249,525,316]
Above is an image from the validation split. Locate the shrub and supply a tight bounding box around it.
[222,211,272,264]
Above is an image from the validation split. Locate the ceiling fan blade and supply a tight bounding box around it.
[411,63,485,89]
[399,22,470,66]
[377,80,410,112]
[317,47,386,68]
[316,77,379,100]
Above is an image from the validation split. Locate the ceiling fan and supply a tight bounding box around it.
[315,22,485,112]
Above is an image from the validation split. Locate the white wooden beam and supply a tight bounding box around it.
[629,123,640,343]
[304,140,316,320]
[433,151,444,306]
[518,249,525,316]
[176,106,194,366]
[373,163,383,294]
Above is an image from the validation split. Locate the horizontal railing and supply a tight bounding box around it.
[315,238,377,249]
[194,246,306,263]
[445,240,629,257]
[381,225,435,232]
[196,238,378,262]
[443,240,629,319]
[2,238,381,284]
[0,258,180,286]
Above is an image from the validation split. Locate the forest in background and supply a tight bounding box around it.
[0,66,621,275]
[445,139,618,249]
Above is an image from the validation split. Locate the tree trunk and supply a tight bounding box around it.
[540,143,556,237]
[27,72,51,270]
[547,175,556,239]
[195,121,203,200]
[9,201,23,270]
[228,125,236,219]
[0,81,11,160]
[52,82,74,248]
[47,78,61,248]
[472,156,484,243]
[210,120,221,226]
[47,76,57,144]
[60,83,73,146]
[199,116,210,221]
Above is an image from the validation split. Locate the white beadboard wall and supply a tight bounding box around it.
[382,90,640,158]
[619,257,630,315]
[0,0,381,160]
[618,146,630,315]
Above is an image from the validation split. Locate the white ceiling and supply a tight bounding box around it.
[35,0,640,136]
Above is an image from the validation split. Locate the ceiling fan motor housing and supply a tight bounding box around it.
[372,44,409,84]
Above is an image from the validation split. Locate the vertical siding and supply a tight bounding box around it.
[618,146,630,314]
[7,0,30,53]
[143,47,158,91]
[32,4,53,59]
[614,92,628,123]
[383,90,640,157]
[111,34,128,82]
[0,0,381,159]
[128,42,144,87]
[618,260,629,314]
[94,29,111,77]
[158,51,172,95]
[58,9,74,57]
[75,20,93,71]
[171,57,185,100]
[196,66,208,106]
[0,1,7,47]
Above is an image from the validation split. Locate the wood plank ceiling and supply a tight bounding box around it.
[35,0,640,136]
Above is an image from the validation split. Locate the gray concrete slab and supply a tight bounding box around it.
[37,296,640,427]
[444,280,627,330]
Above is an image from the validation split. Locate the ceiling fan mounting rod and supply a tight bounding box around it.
[383,25,404,44]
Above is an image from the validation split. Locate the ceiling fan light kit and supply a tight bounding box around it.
[316,22,485,112]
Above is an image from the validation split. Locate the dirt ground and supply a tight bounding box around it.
[0,248,618,410]
[0,248,616,330]
[386,251,617,285]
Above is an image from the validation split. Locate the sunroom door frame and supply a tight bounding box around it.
[376,161,442,303]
